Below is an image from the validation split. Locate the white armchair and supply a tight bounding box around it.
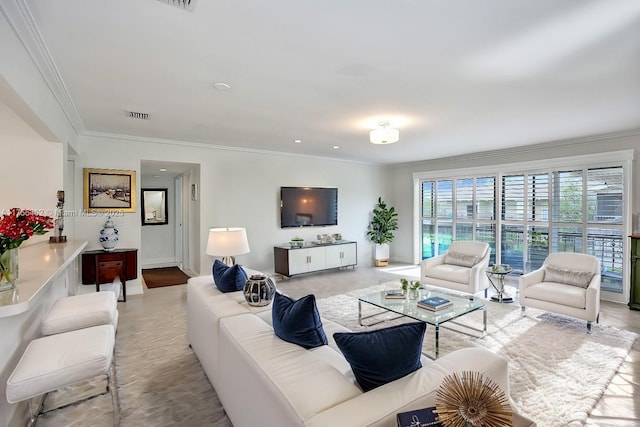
[519,252,601,333]
[420,241,491,296]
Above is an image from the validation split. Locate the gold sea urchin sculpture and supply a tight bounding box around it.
[435,371,513,427]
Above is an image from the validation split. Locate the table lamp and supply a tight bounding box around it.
[206,227,250,265]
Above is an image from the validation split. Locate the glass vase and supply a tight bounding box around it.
[0,248,19,291]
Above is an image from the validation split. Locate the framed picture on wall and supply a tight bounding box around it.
[83,168,136,212]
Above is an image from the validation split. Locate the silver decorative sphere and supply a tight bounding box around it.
[243,274,276,306]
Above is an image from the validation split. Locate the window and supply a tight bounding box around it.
[417,160,628,296]
[420,176,497,264]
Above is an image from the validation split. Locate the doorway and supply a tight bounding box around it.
[140,160,200,275]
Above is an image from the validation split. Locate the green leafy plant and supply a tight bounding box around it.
[291,237,304,241]
[410,280,421,291]
[366,197,398,245]
[400,278,409,293]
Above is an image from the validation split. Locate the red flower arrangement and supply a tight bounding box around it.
[0,208,54,252]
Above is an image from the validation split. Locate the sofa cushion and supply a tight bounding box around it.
[333,322,426,392]
[218,314,362,425]
[444,251,479,267]
[524,282,587,308]
[423,264,471,284]
[272,293,328,349]
[212,260,248,293]
[544,264,593,288]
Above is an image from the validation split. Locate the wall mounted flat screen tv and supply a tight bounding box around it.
[280,187,338,228]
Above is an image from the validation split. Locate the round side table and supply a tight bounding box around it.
[486,266,513,303]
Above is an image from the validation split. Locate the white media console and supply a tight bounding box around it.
[273,240,357,277]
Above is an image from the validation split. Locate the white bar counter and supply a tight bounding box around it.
[0,240,87,426]
[0,240,87,317]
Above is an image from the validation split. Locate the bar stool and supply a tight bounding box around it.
[6,325,116,425]
[41,291,118,336]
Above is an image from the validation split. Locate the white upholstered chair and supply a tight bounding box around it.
[519,252,601,333]
[420,241,491,296]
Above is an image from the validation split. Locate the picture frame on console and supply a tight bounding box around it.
[83,168,136,212]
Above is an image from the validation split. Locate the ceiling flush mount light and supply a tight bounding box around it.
[370,121,399,144]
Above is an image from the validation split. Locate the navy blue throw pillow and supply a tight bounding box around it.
[272,292,328,349]
[334,322,426,392]
[212,259,248,293]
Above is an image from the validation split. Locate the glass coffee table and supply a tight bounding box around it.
[358,286,486,359]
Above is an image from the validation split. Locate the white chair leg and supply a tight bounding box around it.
[520,306,526,316]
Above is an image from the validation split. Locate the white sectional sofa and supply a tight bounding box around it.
[187,273,534,427]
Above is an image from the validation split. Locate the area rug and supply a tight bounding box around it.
[142,266,191,288]
[316,284,639,427]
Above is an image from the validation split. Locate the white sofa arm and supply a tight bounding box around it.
[585,273,601,319]
[420,254,446,280]
[519,268,545,293]
[468,254,491,293]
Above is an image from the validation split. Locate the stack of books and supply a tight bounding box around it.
[384,290,406,299]
[417,296,453,311]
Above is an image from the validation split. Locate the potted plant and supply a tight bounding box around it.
[290,237,304,248]
[366,197,398,266]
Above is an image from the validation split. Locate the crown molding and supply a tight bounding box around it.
[402,128,640,168]
[82,131,379,166]
[1,0,85,134]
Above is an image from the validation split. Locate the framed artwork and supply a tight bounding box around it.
[83,168,136,212]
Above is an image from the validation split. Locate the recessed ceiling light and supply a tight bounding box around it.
[213,82,231,91]
[332,146,340,149]
[159,168,168,172]
[294,139,302,143]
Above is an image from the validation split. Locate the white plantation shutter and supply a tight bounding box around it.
[502,175,525,221]
[421,181,434,219]
[476,177,495,220]
[527,173,549,222]
[437,181,453,219]
[456,179,473,219]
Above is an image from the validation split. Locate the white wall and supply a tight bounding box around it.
[387,131,640,264]
[0,13,78,153]
[0,100,62,246]
[76,135,387,277]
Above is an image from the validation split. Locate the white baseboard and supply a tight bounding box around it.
[141,257,178,269]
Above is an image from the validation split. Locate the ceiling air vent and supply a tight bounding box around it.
[127,111,150,120]
[157,0,197,11]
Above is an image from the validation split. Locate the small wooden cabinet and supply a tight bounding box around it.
[82,248,138,302]
[274,241,357,277]
[630,235,640,310]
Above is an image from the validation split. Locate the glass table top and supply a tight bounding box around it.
[358,286,486,327]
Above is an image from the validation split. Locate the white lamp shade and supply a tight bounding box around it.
[370,125,399,144]
[206,227,250,257]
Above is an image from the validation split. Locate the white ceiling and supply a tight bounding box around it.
[17,0,640,164]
